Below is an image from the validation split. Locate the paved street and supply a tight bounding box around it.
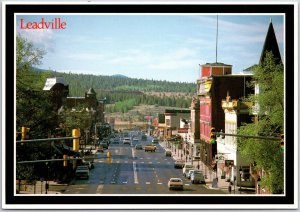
[18,135,255,195]
[63,137,226,195]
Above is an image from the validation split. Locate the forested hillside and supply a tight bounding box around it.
[55,72,195,95]
[38,70,196,113]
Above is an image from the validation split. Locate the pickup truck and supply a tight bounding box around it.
[75,165,89,179]
[144,144,156,152]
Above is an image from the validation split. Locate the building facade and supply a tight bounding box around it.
[197,62,253,172]
[217,94,255,188]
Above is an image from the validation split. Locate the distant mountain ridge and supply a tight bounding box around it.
[111,74,128,78]
[33,68,195,95]
[33,67,194,113]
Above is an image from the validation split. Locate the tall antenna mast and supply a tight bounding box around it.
[216,15,218,63]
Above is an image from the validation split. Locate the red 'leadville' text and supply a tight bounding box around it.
[20,18,67,29]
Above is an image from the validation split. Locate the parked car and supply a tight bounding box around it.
[135,144,143,150]
[152,138,159,144]
[168,178,184,190]
[182,164,194,177]
[190,171,205,184]
[82,160,94,169]
[75,165,89,179]
[186,169,196,179]
[174,159,185,169]
[165,150,172,157]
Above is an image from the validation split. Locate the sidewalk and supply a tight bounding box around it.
[18,181,69,194]
[160,140,232,194]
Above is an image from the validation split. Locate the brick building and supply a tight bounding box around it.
[197,63,253,171]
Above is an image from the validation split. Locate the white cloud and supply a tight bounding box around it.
[17,28,55,52]
[66,53,105,61]
[107,49,152,65]
[107,47,199,72]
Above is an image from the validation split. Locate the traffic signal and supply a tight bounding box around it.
[21,127,30,140]
[72,129,80,151]
[280,134,284,151]
[63,154,68,167]
[210,127,216,144]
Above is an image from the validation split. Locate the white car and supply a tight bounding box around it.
[182,164,194,177]
[168,178,184,190]
[152,138,159,144]
[133,137,139,142]
[186,169,196,179]
[123,138,131,144]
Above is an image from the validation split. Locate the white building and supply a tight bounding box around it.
[217,93,255,188]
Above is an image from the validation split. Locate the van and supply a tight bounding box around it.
[190,171,205,184]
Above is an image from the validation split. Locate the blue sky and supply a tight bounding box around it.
[16,14,284,83]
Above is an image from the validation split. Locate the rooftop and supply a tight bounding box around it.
[202,62,232,67]
[43,77,67,91]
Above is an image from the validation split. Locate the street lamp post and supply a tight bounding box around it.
[184,134,187,162]
[45,162,50,194]
[197,154,200,170]
[215,156,218,181]
[191,145,194,166]
[239,167,243,194]
[204,150,208,178]
[40,178,43,194]
[257,176,261,194]
[18,176,21,193]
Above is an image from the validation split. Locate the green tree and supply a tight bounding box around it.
[238,51,284,194]
[16,35,58,181]
[16,35,55,138]
[60,108,94,135]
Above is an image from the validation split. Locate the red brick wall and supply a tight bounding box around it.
[200,97,211,141]
[211,67,224,75]
[201,67,211,77]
